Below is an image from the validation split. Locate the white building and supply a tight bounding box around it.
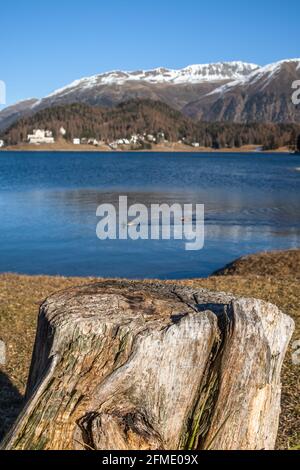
[156,132,165,143]
[130,135,139,144]
[60,127,67,136]
[88,138,99,146]
[73,138,81,145]
[27,129,55,145]
[0,140,4,148]
[116,138,131,145]
[109,142,118,150]
[192,142,200,148]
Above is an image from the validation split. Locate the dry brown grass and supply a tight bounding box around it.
[0,251,299,449]
[214,249,300,278]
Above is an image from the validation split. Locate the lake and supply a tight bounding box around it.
[0,151,299,279]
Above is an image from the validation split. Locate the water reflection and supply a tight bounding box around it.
[31,188,300,232]
[0,152,299,278]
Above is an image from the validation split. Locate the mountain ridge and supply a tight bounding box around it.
[0,59,299,131]
[183,59,300,122]
[45,61,259,96]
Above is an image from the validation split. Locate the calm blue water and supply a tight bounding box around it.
[0,151,299,279]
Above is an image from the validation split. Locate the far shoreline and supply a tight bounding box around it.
[0,142,293,154]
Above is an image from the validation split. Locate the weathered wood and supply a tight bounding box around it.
[1,281,294,450]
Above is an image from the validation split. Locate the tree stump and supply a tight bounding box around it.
[1,281,294,450]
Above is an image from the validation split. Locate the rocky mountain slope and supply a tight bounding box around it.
[27,62,258,118]
[0,99,38,132]
[183,59,300,122]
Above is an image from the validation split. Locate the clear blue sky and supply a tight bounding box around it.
[1,0,299,106]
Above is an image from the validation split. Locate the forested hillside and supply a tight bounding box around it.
[2,100,300,149]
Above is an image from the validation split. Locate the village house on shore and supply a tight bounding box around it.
[20,127,205,151]
[27,129,55,145]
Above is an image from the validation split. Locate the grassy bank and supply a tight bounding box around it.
[0,143,291,153]
[0,250,299,449]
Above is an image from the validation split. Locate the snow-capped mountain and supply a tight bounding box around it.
[183,59,300,122]
[0,59,299,132]
[46,61,259,98]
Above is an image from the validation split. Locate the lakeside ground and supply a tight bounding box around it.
[0,249,299,449]
[0,142,291,153]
